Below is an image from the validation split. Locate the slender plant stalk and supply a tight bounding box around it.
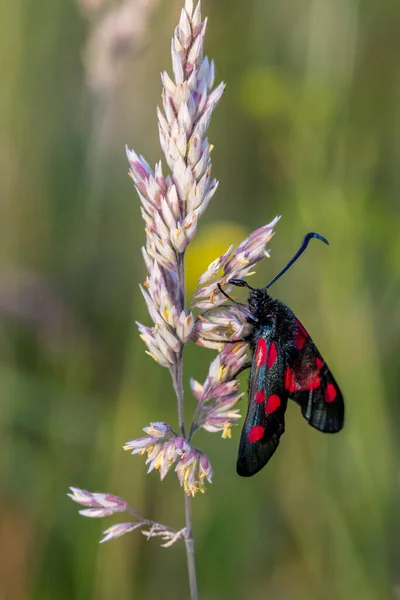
[170,251,199,600]
[170,358,198,599]
[184,494,198,600]
[171,253,187,438]
[171,356,186,438]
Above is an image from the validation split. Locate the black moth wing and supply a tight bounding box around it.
[237,333,288,477]
[285,318,344,433]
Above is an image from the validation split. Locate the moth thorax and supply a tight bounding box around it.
[249,289,275,318]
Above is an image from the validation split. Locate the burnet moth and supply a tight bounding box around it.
[218,232,344,477]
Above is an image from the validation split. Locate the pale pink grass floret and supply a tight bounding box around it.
[68,487,127,518]
[190,343,248,437]
[68,485,187,547]
[175,449,213,496]
[124,422,213,492]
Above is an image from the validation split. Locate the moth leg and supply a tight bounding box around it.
[216,284,259,323]
[202,335,252,344]
[217,283,237,304]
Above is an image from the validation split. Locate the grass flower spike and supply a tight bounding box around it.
[127,0,225,370]
[69,2,280,598]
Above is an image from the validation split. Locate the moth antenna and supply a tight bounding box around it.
[265,232,329,290]
[228,278,255,291]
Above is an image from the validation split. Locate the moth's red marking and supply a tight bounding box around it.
[266,342,277,368]
[325,383,337,403]
[284,368,297,393]
[248,425,265,443]
[255,390,266,404]
[315,357,324,370]
[295,320,308,350]
[255,338,267,367]
[306,374,321,390]
[266,394,281,414]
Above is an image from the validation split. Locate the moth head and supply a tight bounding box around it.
[228,279,268,313]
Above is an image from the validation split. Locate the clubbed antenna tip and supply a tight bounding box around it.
[265,232,329,290]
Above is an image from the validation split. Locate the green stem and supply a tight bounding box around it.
[169,251,198,600]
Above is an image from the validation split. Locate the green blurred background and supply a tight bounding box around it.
[1,0,399,598]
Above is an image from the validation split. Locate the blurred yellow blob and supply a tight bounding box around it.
[185,221,249,296]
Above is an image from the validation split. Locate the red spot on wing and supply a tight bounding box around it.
[306,374,321,390]
[284,368,297,393]
[255,338,267,367]
[255,390,266,404]
[266,342,277,368]
[315,357,324,370]
[266,394,281,414]
[285,366,321,393]
[295,320,308,350]
[248,425,265,443]
[325,383,337,403]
